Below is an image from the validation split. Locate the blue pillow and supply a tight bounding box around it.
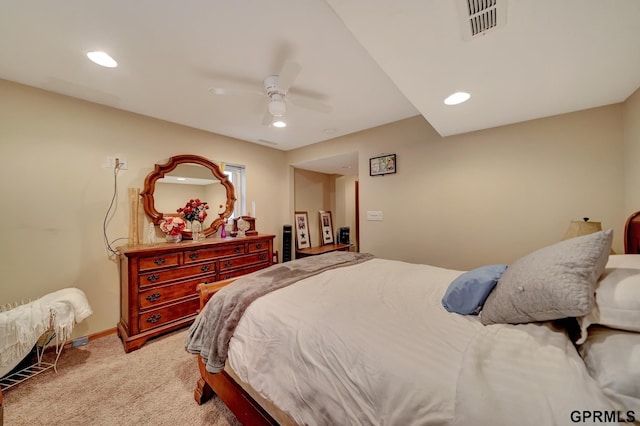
[442,264,508,315]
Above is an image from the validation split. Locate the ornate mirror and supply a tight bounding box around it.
[140,154,236,239]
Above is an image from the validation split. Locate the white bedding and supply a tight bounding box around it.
[579,326,640,414]
[228,258,621,426]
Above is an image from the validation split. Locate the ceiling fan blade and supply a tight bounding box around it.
[261,108,273,126]
[290,97,332,114]
[277,61,301,92]
[208,87,263,96]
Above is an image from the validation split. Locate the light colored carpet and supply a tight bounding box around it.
[2,329,242,426]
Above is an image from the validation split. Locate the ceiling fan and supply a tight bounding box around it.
[209,61,332,127]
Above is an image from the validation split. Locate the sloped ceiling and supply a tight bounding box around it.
[326,0,640,136]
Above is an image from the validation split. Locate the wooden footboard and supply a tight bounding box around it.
[195,355,277,425]
[194,278,278,425]
[197,278,237,311]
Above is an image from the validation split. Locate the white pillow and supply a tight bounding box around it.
[577,255,640,343]
[593,268,640,332]
[578,326,640,413]
[605,254,640,269]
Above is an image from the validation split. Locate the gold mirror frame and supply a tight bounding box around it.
[140,154,237,239]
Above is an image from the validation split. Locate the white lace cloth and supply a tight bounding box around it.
[0,288,92,378]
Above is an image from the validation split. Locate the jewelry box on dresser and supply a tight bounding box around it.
[117,234,274,352]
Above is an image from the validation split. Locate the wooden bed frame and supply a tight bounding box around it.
[193,279,279,425]
[625,210,640,254]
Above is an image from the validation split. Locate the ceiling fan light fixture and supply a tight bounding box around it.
[268,97,286,116]
[444,91,471,105]
[87,51,118,68]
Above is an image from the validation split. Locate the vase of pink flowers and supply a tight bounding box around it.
[159,217,186,243]
[177,199,209,237]
[177,199,209,223]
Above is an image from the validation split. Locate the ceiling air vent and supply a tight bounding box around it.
[457,0,507,40]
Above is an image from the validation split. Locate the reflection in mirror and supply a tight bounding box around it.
[155,164,228,230]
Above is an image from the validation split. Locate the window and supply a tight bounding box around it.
[224,163,245,218]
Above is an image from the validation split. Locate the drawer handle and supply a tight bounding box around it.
[154,258,166,266]
[223,275,232,280]
[146,314,162,324]
[256,243,262,249]
[146,293,161,303]
[224,260,233,267]
[204,280,213,284]
[147,274,160,283]
[189,253,199,260]
[259,254,266,260]
[201,264,211,272]
[234,247,241,253]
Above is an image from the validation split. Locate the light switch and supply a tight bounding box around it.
[367,210,383,221]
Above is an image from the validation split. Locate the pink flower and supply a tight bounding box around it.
[159,217,186,235]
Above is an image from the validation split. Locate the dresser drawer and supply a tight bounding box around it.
[138,253,181,271]
[219,252,270,271]
[248,241,269,253]
[139,275,216,309]
[219,262,271,280]
[138,298,200,332]
[183,244,246,264]
[139,262,216,287]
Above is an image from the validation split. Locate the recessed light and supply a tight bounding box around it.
[87,51,118,68]
[272,120,286,128]
[176,177,186,181]
[444,91,470,105]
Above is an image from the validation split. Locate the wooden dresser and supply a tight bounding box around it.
[117,234,275,352]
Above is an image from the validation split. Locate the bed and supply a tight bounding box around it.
[185,229,640,425]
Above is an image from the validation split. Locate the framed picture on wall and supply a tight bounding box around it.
[369,153,396,176]
[319,210,334,245]
[294,211,311,249]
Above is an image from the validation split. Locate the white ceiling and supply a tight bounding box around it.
[1,1,639,174]
[0,0,418,154]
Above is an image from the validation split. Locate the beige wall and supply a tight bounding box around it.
[293,169,357,251]
[288,104,627,270]
[293,168,335,248]
[623,87,640,216]
[335,175,358,249]
[3,76,638,339]
[0,79,289,338]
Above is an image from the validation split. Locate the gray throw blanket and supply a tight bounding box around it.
[185,251,374,374]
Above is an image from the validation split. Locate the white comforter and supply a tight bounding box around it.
[228,258,619,426]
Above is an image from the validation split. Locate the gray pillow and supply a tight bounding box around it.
[480,229,613,325]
